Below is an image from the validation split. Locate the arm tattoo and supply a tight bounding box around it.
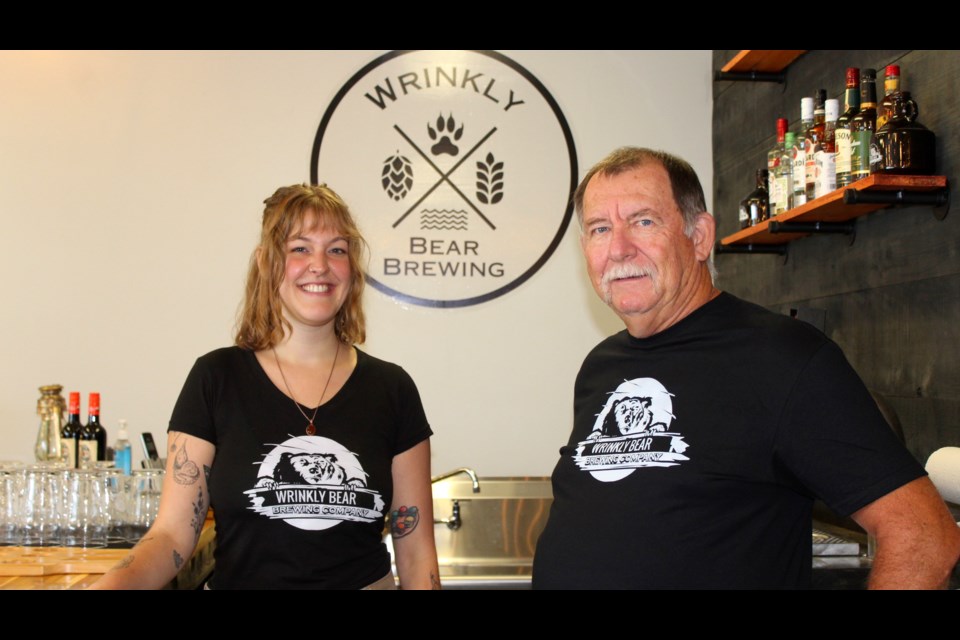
[173,549,184,570]
[431,573,441,590]
[390,505,420,538]
[172,436,200,485]
[190,486,205,542]
[114,554,135,571]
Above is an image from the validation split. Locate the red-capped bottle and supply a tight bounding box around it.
[877,64,902,131]
[61,391,82,468]
[79,392,107,466]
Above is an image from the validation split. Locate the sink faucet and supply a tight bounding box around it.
[431,467,480,493]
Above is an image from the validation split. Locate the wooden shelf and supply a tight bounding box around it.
[721,50,807,74]
[721,175,948,246]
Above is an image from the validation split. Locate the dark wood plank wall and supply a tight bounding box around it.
[712,50,960,465]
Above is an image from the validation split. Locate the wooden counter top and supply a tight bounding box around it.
[0,518,216,590]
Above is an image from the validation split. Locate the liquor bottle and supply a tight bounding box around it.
[815,99,839,199]
[114,419,132,475]
[767,118,788,215]
[849,68,878,183]
[836,68,861,187]
[61,391,82,468]
[874,91,935,175]
[777,132,796,214]
[739,169,769,229]
[79,392,107,466]
[793,99,813,207]
[876,64,901,131]
[805,90,827,201]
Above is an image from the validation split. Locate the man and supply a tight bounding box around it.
[532,147,960,589]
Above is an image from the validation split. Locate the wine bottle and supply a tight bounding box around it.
[739,169,769,229]
[61,391,82,468]
[836,68,861,187]
[79,392,107,467]
[850,68,878,183]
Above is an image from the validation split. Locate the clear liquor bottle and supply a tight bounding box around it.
[815,99,839,199]
[805,90,827,201]
[793,98,813,207]
[767,118,789,215]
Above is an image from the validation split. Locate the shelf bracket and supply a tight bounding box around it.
[842,186,950,221]
[713,70,787,84]
[768,220,857,246]
[714,243,788,264]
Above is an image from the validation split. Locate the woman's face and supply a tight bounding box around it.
[276,212,352,334]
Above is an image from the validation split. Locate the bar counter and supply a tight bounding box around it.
[0,517,216,590]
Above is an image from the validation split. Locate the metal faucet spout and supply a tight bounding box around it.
[431,467,481,493]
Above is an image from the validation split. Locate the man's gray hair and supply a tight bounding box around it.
[573,147,716,281]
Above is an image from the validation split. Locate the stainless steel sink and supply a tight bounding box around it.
[388,476,552,589]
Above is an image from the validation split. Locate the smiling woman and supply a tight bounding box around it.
[90,184,440,590]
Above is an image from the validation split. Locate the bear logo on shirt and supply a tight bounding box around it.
[574,378,690,482]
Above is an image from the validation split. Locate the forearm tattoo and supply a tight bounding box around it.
[173,549,184,570]
[390,505,420,538]
[114,554,135,571]
[190,486,205,542]
[171,436,200,485]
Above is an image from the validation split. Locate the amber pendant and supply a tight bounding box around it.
[306,423,316,436]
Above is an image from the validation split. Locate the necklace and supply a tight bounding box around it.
[273,341,340,436]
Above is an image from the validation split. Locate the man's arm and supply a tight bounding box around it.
[852,476,960,589]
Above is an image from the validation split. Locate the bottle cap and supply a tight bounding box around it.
[846,67,860,87]
[117,419,128,440]
[69,392,80,414]
[784,132,796,146]
[815,89,827,109]
[801,98,814,121]
[862,68,877,81]
[825,99,840,122]
[776,117,788,137]
[885,64,900,78]
[88,392,100,416]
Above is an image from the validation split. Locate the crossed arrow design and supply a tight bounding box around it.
[390,124,498,231]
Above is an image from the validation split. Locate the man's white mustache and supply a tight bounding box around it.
[602,265,653,286]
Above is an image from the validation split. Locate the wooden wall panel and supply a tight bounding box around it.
[711,50,959,465]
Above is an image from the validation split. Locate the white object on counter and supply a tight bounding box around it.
[925,446,960,506]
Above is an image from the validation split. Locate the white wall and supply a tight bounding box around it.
[0,50,712,475]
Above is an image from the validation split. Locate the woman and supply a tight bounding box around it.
[94,184,439,589]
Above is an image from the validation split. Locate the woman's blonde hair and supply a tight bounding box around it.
[235,184,367,350]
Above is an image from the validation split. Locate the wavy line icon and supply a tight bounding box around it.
[420,209,468,231]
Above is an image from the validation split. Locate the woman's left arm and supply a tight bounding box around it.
[390,439,440,589]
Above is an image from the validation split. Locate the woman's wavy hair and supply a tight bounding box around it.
[235,184,367,349]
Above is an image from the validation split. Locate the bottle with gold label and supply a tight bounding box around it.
[877,64,902,131]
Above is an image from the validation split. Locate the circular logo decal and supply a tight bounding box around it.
[312,50,578,308]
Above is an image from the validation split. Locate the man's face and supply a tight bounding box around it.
[580,162,712,337]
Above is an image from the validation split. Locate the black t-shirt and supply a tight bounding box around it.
[169,346,432,589]
[533,293,924,589]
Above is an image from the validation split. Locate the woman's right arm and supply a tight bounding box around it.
[90,431,215,589]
